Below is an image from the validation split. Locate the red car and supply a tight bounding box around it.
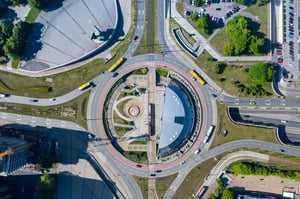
[133,35,138,41]
[277,58,283,64]
[136,164,142,168]
[276,50,282,55]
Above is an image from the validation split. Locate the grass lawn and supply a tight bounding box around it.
[133,176,148,199]
[169,17,196,45]
[209,28,231,55]
[210,103,279,149]
[134,0,161,55]
[0,59,106,98]
[174,154,225,199]
[114,126,133,137]
[0,91,90,129]
[244,3,268,36]
[11,58,20,69]
[195,50,274,96]
[123,151,147,164]
[176,1,184,16]
[156,173,178,199]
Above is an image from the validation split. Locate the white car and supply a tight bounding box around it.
[194,149,200,155]
[281,120,287,123]
[180,160,186,165]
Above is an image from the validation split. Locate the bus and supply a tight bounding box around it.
[78,82,91,90]
[194,186,207,199]
[203,125,215,143]
[108,57,124,72]
[189,70,206,85]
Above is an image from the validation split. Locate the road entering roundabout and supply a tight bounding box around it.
[88,54,215,177]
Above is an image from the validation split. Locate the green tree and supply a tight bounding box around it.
[28,0,51,9]
[225,16,250,55]
[258,0,269,6]
[35,174,56,199]
[0,20,13,38]
[222,189,233,199]
[4,0,25,6]
[223,43,235,56]
[190,13,198,21]
[3,21,29,59]
[196,17,208,29]
[248,35,264,55]
[214,62,227,74]
[249,62,274,83]
[234,0,246,4]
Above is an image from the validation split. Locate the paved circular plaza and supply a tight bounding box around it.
[99,61,207,163]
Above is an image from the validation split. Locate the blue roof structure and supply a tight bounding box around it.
[158,80,193,156]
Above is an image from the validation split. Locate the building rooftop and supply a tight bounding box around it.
[158,81,193,151]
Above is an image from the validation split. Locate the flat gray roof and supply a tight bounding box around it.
[158,81,193,150]
[21,0,118,70]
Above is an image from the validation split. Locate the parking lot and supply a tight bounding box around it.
[280,0,300,79]
[185,1,244,26]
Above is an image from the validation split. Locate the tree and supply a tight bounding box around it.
[214,62,227,74]
[28,0,51,9]
[248,35,264,55]
[0,20,13,38]
[225,16,250,55]
[3,21,29,59]
[234,0,246,4]
[249,62,274,83]
[222,189,233,199]
[223,44,235,56]
[258,0,269,6]
[196,17,208,29]
[35,174,56,199]
[190,13,198,21]
[3,0,25,6]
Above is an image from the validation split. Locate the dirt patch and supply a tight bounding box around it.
[227,174,300,195]
[269,157,300,170]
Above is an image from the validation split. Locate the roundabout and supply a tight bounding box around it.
[88,54,214,174]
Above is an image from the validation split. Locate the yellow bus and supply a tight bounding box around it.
[108,57,124,72]
[78,82,91,90]
[189,70,206,85]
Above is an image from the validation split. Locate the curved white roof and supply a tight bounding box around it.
[158,81,193,151]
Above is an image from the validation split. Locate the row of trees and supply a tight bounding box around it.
[0,0,50,9]
[229,162,300,181]
[223,16,265,56]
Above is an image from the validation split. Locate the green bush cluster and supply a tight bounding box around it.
[229,162,300,181]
